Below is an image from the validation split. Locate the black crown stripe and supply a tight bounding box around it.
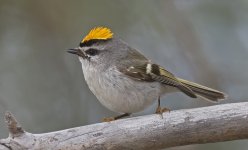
[79,39,111,47]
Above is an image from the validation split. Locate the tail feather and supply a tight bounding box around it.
[177,78,227,102]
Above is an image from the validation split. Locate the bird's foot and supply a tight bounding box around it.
[102,113,131,122]
[155,106,170,118]
[102,117,115,122]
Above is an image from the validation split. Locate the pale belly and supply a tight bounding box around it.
[82,66,161,113]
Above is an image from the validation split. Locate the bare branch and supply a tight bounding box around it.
[4,111,24,138]
[1,102,248,150]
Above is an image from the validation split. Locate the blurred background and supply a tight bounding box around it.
[0,0,248,149]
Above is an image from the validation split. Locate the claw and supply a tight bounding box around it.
[102,117,115,122]
[155,106,170,118]
[102,113,130,122]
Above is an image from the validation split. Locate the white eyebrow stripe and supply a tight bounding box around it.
[146,63,152,74]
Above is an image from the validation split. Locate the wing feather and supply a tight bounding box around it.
[118,60,197,98]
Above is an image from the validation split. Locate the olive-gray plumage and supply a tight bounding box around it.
[68,37,226,114]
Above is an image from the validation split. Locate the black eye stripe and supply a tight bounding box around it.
[85,48,99,56]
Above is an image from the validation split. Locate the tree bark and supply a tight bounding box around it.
[0,102,248,150]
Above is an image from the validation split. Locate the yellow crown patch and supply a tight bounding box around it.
[81,27,113,43]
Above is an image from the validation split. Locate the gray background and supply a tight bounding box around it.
[1,0,248,149]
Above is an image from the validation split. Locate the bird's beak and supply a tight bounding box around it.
[67,47,86,58]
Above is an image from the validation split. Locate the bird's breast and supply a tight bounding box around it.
[81,63,161,113]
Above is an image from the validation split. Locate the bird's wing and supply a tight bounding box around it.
[118,60,197,98]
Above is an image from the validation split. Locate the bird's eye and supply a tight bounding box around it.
[85,48,99,56]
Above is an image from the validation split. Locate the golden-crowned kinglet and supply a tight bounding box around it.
[68,27,227,121]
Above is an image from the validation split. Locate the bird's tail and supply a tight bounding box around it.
[177,78,227,102]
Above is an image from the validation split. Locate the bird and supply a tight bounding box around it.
[67,27,227,121]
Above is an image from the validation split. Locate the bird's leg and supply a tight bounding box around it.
[155,96,170,117]
[102,113,131,122]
